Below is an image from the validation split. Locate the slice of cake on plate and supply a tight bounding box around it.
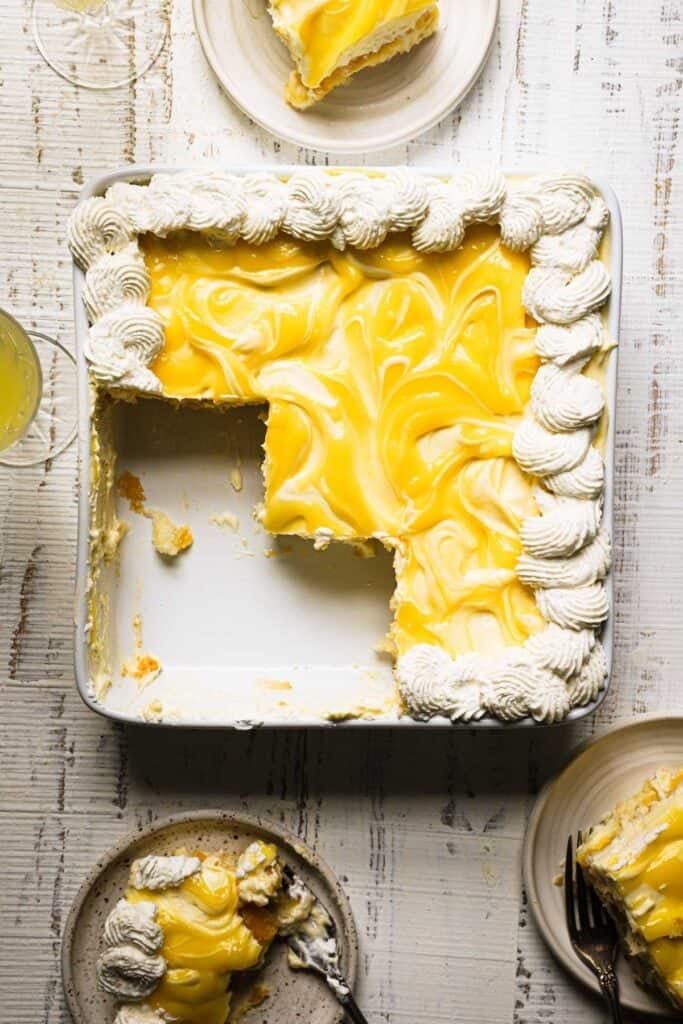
[268,0,440,109]
[578,767,683,1010]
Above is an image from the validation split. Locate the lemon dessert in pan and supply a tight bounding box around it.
[97,842,314,1024]
[267,0,440,109]
[70,168,614,725]
[578,768,683,1010]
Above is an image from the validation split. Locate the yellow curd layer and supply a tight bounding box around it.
[126,854,265,1024]
[391,458,542,654]
[144,227,544,658]
[270,0,437,88]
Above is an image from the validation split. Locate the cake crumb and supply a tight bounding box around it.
[150,509,193,557]
[122,652,162,688]
[325,696,399,722]
[210,510,240,532]
[93,670,112,701]
[103,518,129,561]
[117,470,146,513]
[142,699,164,723]
[122,613,162,688]
[258,679,293,692]
[313,527,334,551]
[229,464,243,492]
[117,471,192,557]
[132,611,142,642]
[230,983,269,1022]
[374,636,396,658]
[263,544,292,558]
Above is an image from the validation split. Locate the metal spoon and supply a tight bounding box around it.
[281,866,368,1024]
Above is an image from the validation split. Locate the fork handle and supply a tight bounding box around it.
[598,968,623,1024]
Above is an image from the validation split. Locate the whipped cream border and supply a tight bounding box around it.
[69,168,613,725]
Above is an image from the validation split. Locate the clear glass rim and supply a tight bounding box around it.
[30,0,169,92]
[0,306,43,445]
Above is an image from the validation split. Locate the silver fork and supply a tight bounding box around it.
[564,834,623,1023]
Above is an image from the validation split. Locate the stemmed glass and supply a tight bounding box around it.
[0,308,77,468]
[31,0,168,90]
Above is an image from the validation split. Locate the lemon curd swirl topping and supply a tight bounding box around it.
[270,0,436,88]
[144,227,544,658]
[126,855,269,1024]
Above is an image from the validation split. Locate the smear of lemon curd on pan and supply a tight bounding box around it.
[143,226,544,658]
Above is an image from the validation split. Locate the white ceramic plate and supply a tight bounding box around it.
[523,715,683,1019]
[192,0,499,153]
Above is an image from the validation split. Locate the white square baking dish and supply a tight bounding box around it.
[72,166,622,729]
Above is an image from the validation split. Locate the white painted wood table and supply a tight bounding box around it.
[1,2,682,1022]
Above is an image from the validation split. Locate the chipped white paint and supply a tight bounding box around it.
[0,2,681,1023]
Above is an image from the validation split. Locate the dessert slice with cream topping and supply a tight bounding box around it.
[268,0,439,109]
[97,843,314,1024]
[577,768,683,1010]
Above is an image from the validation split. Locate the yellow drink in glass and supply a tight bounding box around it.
[0,310,42,454]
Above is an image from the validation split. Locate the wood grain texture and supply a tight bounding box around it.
[1,1,682,1022]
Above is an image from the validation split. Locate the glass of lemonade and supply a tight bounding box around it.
[31,0,168,90]
[0,309,77,468]
[0,312,42,454]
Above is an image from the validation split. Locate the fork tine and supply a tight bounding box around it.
[564,835,579,941]
[588,875,606,925]
[576,830,605,927]
[564,833,621,1015]
[574,834,591,930]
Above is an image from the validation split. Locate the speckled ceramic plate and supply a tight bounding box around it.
[192,0,499,153]
[61,810,359,1024]
[523,714,683,1019]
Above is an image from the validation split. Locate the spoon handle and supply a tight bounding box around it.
[325,972,369,1024]
[341,990,369,1024]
